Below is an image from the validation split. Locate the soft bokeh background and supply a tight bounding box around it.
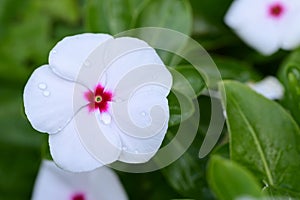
[0,0,293,199]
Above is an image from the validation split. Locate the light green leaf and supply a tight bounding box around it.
[208,155,264,200]
[278,50,300,125]
[220,81,300,198]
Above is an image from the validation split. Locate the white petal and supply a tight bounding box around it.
[225,0,263,29]
[49,108,121,172]
[237,23,280,55]
[116,85,170,163]
[112,84,170,138]
[280,0,300,49]
[118,121,168,163]
[23,65,87,134]
[104,39,166,92]
[248,76,284,99]
[49,33,113,81]
[75,37,165,90]
[31,160,128,200]
[225,0,281,55]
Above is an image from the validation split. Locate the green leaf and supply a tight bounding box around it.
[208,155,264,200]
[0,87,43,200]
[85,0,192,35]
[190,0,232,29]
[213,56,261,82]
[38,0,79,23]
[162,151,208,199]
[118,169,181,199]
[138,0,192,65]
[137,0,192,35]
[220,81,300,198]
[85,0,136,34]
[162,127,214,199]
[201,56,261,88]
[211,143,230,159]
[278,50,300,125]
[170,65,206,98]
[168,91,195,127]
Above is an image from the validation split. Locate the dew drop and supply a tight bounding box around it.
[134,150,139,154]
[52,50,57,54]
[43,91,50,97]
[141,111,146,116]
[122,146,127,151]
[38,83,47,90]
[223,110,227,119]
[114,97,124,103]
[101,113,111,125]
[83,60,90,67]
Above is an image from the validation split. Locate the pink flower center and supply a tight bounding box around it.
[71,193,85,200]
[84,84,113,113]
[269,2,285,18]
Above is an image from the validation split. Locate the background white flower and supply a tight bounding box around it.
[225,0,300,55]
[31,160,128,200]
[23,33,172,172]
[248,76,284,99]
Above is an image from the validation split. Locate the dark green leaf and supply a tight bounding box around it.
[138,0,192,35]
[201,56,261,88]
[170,65,206,98]
[168,91,195,127]
[220,81,300,197]
[162,127,214,199]
[213,56,261,82]
[0,87,43,200]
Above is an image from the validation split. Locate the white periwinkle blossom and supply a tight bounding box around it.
[31,160,128,200]
[24,33,172,172]
[225,0,300,55]
[248,76,284,100]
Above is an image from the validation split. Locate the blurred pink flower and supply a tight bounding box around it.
[31,160,128,200]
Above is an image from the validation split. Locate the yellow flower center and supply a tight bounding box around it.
[95,95,102,103]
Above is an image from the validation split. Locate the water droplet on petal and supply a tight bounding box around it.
[141,111,146,116]
[38,83,47,90]
[43,91,50,97]
[83,60,90,67]
[114,97,124,103]
[122,146,127,151]
[52,50,57,54]
[101,113,111,125]
[134,150,139,154]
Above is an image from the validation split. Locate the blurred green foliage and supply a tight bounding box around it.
[1,0,300,200]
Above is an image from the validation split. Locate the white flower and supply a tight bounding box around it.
[248,76,284,99]
[23,33,172,172]
[31,160,128,200]
[225,0,300,55]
